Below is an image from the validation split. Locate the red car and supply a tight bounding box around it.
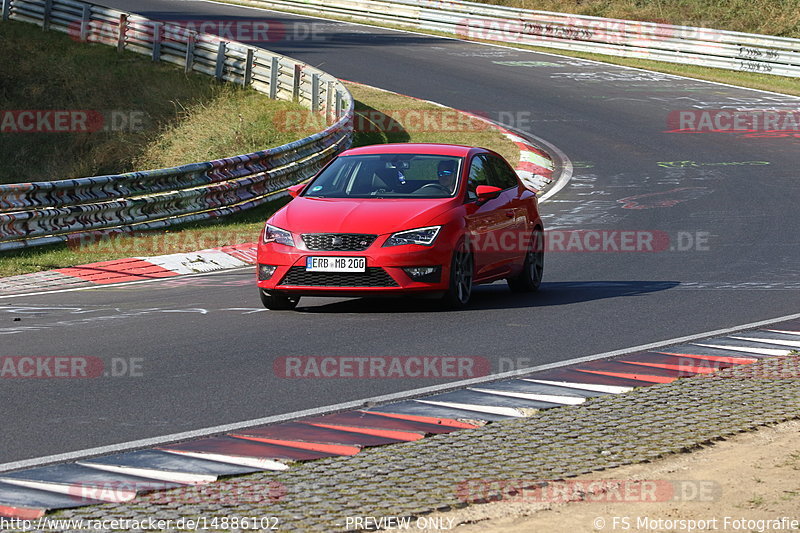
[256,143,544,309]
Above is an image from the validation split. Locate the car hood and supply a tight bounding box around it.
[270,197,457,235]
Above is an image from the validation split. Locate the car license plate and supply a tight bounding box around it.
[306,256,366,272]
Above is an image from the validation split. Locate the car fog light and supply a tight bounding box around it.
[402,266,441,283]
[258,264,278,281]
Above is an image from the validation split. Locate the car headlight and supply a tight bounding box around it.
[262,224,295,247]
[383,225,441,247]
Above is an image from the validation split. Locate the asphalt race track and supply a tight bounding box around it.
[2,0,798,464]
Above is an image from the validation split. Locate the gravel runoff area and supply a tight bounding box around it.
[17,353,800,532]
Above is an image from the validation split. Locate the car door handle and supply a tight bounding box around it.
[505,210,514,218]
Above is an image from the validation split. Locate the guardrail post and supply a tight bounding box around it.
[269,57,279,99]
[215,41,227,80]
[2,0,11,21]
[42,0,52,30]
[292,64,302,102]
[151,22,162,62]
[185,33,195,73]
[311,73,320,113]
[244,48,254,86]
[335,90,342,119]
[79,5,91,42]
[117,14,127,52]
[326,80,334,120]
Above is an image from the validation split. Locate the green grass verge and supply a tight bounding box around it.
[0,82,519,277]
[133,89,308,171]
[0,19,310,182]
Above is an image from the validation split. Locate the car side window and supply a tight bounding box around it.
[466,155,490,200]
[486,155,519,190]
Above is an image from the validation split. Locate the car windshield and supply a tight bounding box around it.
[301,154,463,199]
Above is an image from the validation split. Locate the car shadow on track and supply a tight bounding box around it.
[293,280,680,313]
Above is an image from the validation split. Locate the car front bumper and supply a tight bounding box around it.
[256,241,454,296]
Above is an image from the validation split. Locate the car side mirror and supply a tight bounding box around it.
[476,185,503,200]
[287,183,306,198]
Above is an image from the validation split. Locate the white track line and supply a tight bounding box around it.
[766,329,800,337]
[729,336,800,348]
[414,399,525,417]
[76,462,216,485]
[0,478,136,503]
[522,379,632,394]
[694,343,793,357]
[2,311,800,473]
[468,387,586,405]
[159,450,288,471]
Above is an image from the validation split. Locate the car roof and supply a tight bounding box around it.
[340,143,483,157]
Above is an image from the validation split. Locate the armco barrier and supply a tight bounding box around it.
[240,0,800,78]
[0,0,354,251]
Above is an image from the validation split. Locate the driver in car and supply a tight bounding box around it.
[436,159,457,193]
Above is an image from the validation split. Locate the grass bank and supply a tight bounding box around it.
[0,19,309,183]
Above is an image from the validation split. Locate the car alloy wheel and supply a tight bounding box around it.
[508,228,544,292]
[442,238,473,308]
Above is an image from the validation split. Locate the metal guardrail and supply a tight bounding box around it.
[242,0,800,78]
[0,0,354,251]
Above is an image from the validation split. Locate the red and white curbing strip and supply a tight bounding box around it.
[59,244,257,283]
[59,243,259,283]
[503,132,555,192]
[139,243,258,276]
[0,244,259,296]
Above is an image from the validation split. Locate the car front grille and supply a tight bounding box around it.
[301,233,377,252]
[280,266,398,287]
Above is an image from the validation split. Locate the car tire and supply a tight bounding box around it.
[441,238,473,309]
[259,289,300,310]
[508,228,544,293]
